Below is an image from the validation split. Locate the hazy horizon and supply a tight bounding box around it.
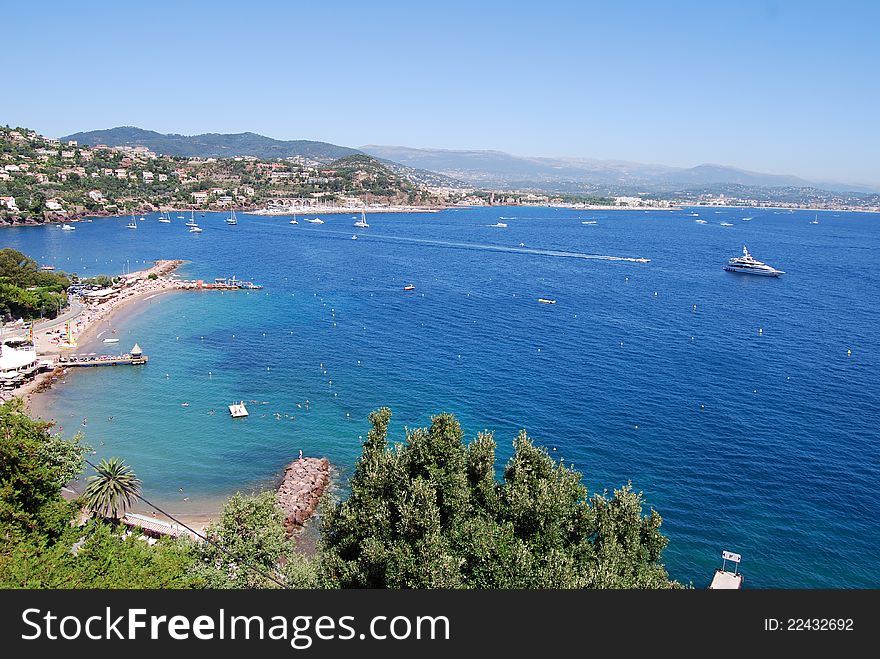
[6,0,879,187]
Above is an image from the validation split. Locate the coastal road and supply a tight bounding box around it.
[1,300,84,344]
[33,299,84,334]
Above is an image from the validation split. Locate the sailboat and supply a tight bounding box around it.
[810,214,819,225]
[185,210,198,227]
[226,209,238,225]
[127,213,137,229]
[289,210,298,225]
[354,209,369,228]
[158,211,171,223]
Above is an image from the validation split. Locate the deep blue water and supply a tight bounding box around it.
[5,206,879,588]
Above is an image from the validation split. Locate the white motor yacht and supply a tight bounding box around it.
[723,246,784,277]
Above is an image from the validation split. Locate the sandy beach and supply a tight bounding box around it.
[5,260,187,409]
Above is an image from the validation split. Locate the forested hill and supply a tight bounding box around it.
[61,127,360,162]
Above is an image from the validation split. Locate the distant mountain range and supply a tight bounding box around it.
[58,126,875,195]
[359,145,877,195]
[61,127,359,162]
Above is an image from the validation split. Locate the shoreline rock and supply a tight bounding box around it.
[275,457,330,535]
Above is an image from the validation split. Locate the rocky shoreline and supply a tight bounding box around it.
[275,457,330,535]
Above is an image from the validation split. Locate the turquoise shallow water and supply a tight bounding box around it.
[6,206,879,587]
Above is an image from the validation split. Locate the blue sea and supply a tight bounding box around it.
[5,206,879,588]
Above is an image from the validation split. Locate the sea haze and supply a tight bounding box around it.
[7,206,879,588]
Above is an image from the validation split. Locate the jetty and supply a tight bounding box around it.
[275,457,330,535]
[59,343,147,367]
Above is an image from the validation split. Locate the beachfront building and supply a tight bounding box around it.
[0,341,40,390]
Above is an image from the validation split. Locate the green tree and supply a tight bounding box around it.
[321,408,680,589]
[195,491,319,589]
[0,521,202,589]
[0,398,86,541]
[82,457,141,521]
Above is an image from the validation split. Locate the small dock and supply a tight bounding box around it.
[709,550,743,589]
[59,343,147,367]
[192,276,263,291]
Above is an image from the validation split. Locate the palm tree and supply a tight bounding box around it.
[83,457,142,521]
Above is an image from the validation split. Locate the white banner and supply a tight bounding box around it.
[722,551,741,563]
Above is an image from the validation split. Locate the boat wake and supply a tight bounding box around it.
[309,229,651,263]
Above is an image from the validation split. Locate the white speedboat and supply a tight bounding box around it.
[189,225,203,233]
[581,221,597,225]
[695,219,708,224]
[61,224,76,231]
[490,222,508,228]
[720,222,734,227]
[723,246,784,277]
[351,234,358,240]
[305,218,324,224]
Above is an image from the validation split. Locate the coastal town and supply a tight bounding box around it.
[3,125,877,227]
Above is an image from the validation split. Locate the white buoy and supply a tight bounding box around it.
[847,349,852,357]
[693,304,697,311]
[759,328,763,334]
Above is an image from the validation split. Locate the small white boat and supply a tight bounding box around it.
[742,217,753,221]
[189,226,203,233]
[229,401,249,418]
[695,219,708,224]
[139,217,145,221]
[289,219,298,225]
[354,210,369,228]
[490,222,508,228]
[305,218,324,224]
[720,222,734,227]
[103,338,119,344]
[177,215,185,219]
[351,234,358,240]
[61,224,76,231]
[581,221,597,225]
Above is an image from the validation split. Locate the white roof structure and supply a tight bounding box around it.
[82,288,115,298]
[0,344,38,372]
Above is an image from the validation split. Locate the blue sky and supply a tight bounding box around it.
[5,0,879,186]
